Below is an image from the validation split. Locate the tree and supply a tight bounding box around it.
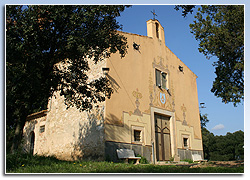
[201,127,215,160]
[209,131,244,161]
[233,130,244,160]
[175,5,244,106]
[201,129,244,161]
[6,5,129,153]
[199,112,211,159]
[200,113,209,129]
[174,5,196,17]
[200,112,244,161]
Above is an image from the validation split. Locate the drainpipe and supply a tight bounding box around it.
[152,141,155,164]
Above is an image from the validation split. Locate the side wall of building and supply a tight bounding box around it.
[23,59,107,161]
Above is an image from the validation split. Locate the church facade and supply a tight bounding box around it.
[23,19,204,163]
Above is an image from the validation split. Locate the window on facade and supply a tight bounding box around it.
[183,138,188,148]
[40,125,45,133]
[156,69,161,87]
[134,130,141,142]
[162,72,167,89]
[132,126,144,144]
[155,22,159,38]
[155,69,168,90]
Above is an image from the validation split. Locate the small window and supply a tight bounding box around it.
[183,138,188,148]
[155,69,168,90]
[132,126,144,144]
[40,125,45,133]
[134,130,141,142]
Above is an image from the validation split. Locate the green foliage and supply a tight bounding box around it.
[6,5,130,152]
[201,129,244,161]
[201,128,215,160]
[6,152,62,171]
[174,5,196,17]
[200,113,209,129]
[190,5,244,106]
[176,5,244,106]
[137,154,149,164]
[169,156,174,162]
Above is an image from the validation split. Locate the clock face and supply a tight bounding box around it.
[160,92,166,104]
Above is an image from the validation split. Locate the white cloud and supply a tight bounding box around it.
[212,124,225,130]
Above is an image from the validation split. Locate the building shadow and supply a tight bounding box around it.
[107,74,120,93]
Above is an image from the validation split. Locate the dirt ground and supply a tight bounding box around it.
[190,161,244,168]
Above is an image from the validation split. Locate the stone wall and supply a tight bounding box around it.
[23,113,46,154]
[23,58,108,161]
[22,92,106,161]
[105,141,152,163]
[70,103,106,161]
[177,149,204,161]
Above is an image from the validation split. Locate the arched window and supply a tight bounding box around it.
[30,131,35,154]
[155,22,159,38]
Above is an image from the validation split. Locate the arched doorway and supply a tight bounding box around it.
[30,131,35,154]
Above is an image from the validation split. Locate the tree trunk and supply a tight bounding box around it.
[10,117,26,154]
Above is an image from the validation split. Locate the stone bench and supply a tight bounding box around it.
[116,149,141,164]
[192,154,207,163]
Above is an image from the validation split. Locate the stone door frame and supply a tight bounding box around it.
[150,107,177,163]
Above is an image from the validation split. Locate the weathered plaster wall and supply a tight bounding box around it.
[176,120,203,151]
[44,93,105,161]
[23,100,105,161]
[105,111,152,162]
[23,114,46,154]
[23,58,107,161]
[105,112,151,146]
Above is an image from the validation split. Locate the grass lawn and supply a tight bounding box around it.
[6,153,244,173]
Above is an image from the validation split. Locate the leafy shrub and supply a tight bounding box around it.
[169,156,174,162]
[137,155,149,164]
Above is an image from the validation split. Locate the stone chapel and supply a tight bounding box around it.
[23,19,204,163]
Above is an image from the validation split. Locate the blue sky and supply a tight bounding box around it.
[1,2,247,137]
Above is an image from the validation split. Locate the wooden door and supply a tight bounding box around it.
[155,114,171,161]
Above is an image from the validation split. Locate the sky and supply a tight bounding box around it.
[1,0,249,178]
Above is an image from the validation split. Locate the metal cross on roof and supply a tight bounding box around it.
[151,9,157,20]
